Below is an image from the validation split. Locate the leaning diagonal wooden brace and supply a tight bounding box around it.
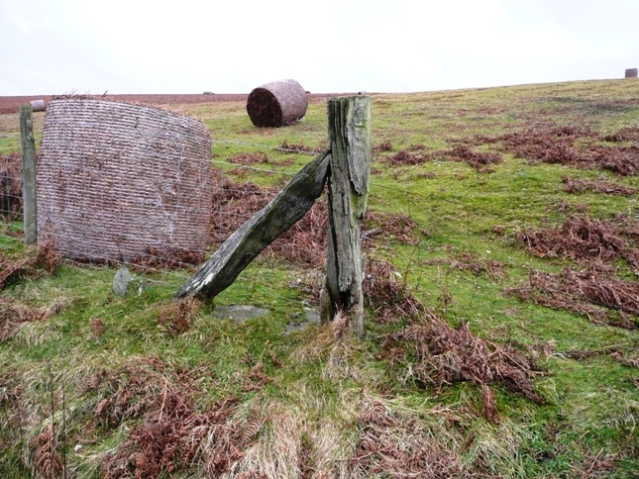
[176,149,330,300]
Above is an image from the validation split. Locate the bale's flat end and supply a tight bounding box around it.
[246,79,308,128]
[247,88,283,127]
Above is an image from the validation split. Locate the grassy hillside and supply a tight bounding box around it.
[1,80,639,478]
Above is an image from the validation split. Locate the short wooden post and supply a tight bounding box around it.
[322,96,371,337]
[20,105,37,245]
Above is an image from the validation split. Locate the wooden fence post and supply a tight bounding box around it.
[323,96,371,337]
[20,105,37,245]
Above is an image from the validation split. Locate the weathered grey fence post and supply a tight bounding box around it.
[20,105,37,245]
[322,96,371,337]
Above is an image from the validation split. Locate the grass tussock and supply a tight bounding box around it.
[0,241,59,291]
[349,396,464,478]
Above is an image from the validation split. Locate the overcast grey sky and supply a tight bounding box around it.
[1,0,638,95]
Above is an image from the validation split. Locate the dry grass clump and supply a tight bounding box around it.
[0,297,65,342]
[349,396,464,478]
[84,359,265,478]
[157,298,200,336]
[0,242,60,291]
[382,313,545,410]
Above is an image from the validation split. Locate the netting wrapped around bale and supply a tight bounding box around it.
[246,79,308,127]
[37,99,213,262]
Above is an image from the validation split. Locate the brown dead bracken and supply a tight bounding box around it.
[0,153,23,218]
[561,177,638,196]
[507,268,639,330]
[363,259,425,323]
[88,359,265,479]
[349,397,464,478]
[518,214,639,270]
[0,242,59,291]
[382,313,544,406]
[157,298,199,336]
[472,124,639,176]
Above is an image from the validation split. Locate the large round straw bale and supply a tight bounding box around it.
[246,79,308,127]
[37,99,213,262]
[625,68,638,78]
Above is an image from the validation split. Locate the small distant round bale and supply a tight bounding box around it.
[30,99,46,112]
[625,68,638,78]
[246,79,308,127]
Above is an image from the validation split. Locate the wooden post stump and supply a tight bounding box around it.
[322,96,372,337]
[20,105,37,245]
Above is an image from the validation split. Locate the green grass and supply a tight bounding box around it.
[2,80,639,477]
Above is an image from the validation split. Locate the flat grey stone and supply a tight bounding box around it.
[113,267,134,296]
[285,307,321,333]
[304,307,321,324]
[212,305,270,323]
